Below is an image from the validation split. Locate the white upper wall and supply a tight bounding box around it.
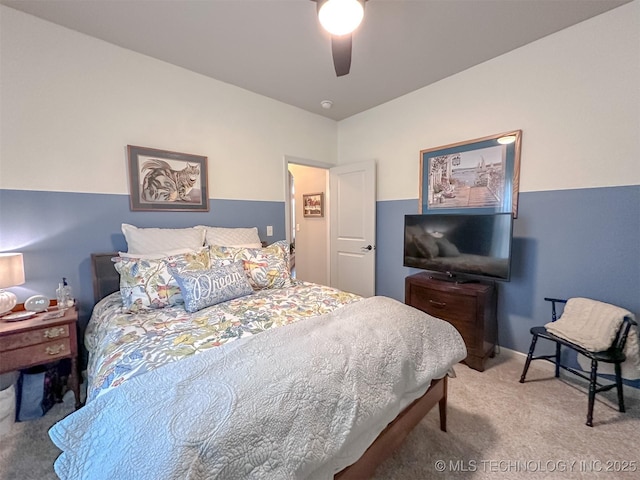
[0,6,338,202]
[2,2,638,204]
[338,0,640,201]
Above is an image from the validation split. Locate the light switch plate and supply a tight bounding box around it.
[266,225,273,236]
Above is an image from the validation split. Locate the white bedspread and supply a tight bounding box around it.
[49,296,466,480]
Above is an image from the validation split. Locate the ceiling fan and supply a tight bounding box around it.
[311,0,368,77]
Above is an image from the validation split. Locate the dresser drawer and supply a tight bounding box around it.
[405,273,497,372]
[0,338,72,371]
[0,324,69,351]
[408,286,477,324]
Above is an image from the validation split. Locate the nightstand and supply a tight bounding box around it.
[0,306,81,409]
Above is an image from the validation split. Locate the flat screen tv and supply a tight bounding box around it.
[404,213,513,281]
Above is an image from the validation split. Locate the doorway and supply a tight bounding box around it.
[283,156,377,296]
[286,159,330,285]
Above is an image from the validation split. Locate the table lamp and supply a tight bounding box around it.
[0,253,25,315]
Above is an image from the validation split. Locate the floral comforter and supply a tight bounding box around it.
[85,280,361,402]
[52,297,467,480]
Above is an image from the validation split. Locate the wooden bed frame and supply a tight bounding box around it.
[90,253,449,479]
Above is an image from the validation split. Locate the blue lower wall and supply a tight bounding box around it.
[2,186,638,384]
[0,189,285,329]
[375,185,640,386]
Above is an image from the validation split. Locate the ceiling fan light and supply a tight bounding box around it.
[318,0,364,36]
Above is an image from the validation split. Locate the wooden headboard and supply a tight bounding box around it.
[91,253,120,304]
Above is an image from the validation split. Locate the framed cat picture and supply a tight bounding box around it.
[127,145,209,212]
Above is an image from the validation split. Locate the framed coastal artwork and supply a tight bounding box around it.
[419,130,522,217]
[127,145,209,212]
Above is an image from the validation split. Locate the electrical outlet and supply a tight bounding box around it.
[266,225,273,237]
[296,223,300,232]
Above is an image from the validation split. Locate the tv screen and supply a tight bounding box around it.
[404,213,513,281]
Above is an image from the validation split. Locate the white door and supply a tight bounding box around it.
[329,160,376,297]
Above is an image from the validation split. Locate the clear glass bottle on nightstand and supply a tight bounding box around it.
[56,277,74,309]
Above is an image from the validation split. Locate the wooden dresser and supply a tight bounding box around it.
[0,306,81,409]
[405,272,497,371]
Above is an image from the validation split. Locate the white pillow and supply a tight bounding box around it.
[118,248,196,259]
[121,224,206,255]
[195,226,262,248]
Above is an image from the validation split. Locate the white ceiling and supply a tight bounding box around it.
[1,0,631,120]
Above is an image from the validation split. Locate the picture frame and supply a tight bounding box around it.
[303,193,324,218]
[127,145,209,212]
[419,130,522,217]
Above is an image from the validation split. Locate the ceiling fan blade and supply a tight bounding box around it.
[331,34,352,77]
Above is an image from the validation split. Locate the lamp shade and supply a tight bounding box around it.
[0,253,25,289]
[0,253,25,315]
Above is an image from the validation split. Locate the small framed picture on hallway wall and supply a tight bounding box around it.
[303,193,324,218]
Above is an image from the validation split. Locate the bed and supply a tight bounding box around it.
[48,226,466,479]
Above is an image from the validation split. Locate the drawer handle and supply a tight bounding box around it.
[45,344,65,355]
[429,300,446,308]
[44,327,65,339]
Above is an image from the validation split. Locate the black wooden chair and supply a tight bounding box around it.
[519,297,637,427]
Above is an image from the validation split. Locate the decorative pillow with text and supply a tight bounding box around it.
[171,261,254,313]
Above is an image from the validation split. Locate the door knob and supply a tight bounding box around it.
[361,245,374,251]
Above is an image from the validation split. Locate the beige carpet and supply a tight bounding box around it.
[1,355,639,480]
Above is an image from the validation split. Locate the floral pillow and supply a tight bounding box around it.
[209,240,292,290]
[113,248,210,312]
[170,261,253,313]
